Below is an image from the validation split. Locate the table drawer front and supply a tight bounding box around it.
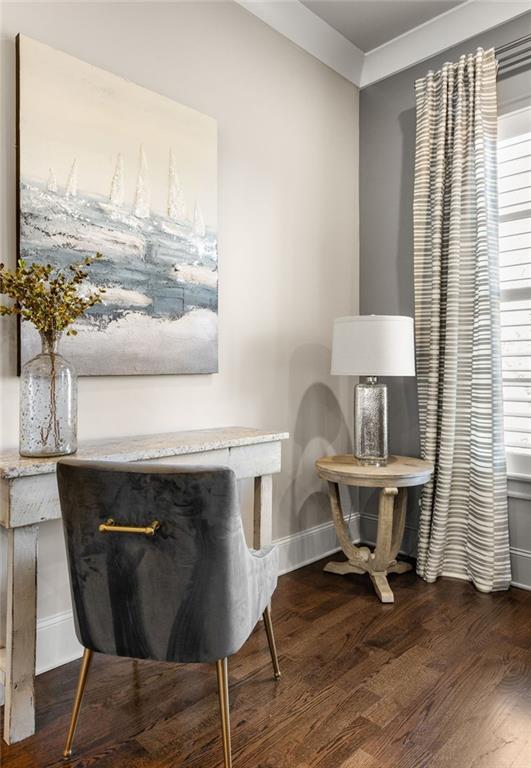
[2,442,282,527]
[148,443,280,480]
[109,444,281,479]
[5,453,232,527]
[228,442,281,478]
[5,475,60,528]
[143,448,230,470]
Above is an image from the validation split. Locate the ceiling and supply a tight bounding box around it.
[301,0,467,52]
[236,1,530,87]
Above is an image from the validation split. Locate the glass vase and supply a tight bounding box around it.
[354,377,388,466]
[19,332,78,457]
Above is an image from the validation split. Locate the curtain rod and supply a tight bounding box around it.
[496,32,531,72]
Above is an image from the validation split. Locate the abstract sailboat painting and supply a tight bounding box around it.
[109,154,125,208]
[17,35,218,375]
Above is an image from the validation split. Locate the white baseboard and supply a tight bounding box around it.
[510,547,531,591]
[360,514,531,592]
[0,609,83,701]
[0,610,83,700]
[275,516,356,575]
[36,609,83,675]
[25,513,530,678]
[29,518,350,677]
[510,581,531,592]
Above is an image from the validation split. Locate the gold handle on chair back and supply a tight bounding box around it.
[98,518,160,536]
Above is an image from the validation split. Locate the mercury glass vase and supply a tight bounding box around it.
[354,377,388,466]
[19,332,78,457]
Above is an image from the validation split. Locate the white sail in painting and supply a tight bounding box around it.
[167,149,187,221]
[109,153,125,207]
[193,202,206,238]
[134,146,151,219]
[65,159,78,197]
[46,168,57,193]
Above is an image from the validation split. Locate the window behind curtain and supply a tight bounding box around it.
[498,106,531,474]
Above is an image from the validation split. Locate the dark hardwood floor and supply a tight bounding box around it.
[2,555,531,768]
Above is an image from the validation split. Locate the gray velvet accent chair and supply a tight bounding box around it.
[57,459,281,767]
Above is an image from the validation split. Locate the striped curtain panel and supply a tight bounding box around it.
[413,48,512,593]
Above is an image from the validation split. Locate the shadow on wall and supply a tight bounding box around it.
[395,105,421,459]
[357,104,423,544]
[279,342,352,538]
[388,106,423,542]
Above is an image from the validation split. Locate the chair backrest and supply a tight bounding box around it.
[57,459,255,664]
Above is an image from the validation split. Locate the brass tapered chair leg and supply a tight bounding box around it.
[216,658,232,768]
[63,648,94,759]
[262,605,281,680]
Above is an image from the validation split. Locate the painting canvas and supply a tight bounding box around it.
[17,36,218,375]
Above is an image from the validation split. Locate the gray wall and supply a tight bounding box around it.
[359,13,531,588]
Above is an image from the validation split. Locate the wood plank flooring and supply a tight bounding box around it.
[1,555,530,768]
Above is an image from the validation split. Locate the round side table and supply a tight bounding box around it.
[315,454,434,603]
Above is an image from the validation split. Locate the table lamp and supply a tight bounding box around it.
[331,315,415,466]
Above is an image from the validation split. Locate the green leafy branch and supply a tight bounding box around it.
[0,254,105,339]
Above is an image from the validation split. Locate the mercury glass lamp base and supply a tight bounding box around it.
[354,378,388,466]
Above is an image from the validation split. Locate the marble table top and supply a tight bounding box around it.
[0,426,289,480]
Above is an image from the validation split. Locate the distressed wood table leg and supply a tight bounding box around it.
[389,487,409,562]
[388,486,412,576]
[324,561,366,576]
[253,475,273,549]
[369,572,394,603]
[254,475,274,617]
[368,487,398,603]
[324,481,370,575]
[372,487,398,571]
[4,524,38,744]
[387,561,413,575]
[0,527,6,708]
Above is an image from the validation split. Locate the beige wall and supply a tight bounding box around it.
[0,2,359,633]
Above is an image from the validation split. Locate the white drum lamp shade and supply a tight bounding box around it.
[331,316,415,378]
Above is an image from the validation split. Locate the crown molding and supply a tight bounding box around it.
[233,0,364,85]
[361,0,531,87]
[235,0,531,89]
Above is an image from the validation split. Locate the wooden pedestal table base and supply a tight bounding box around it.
[315,455,434,603]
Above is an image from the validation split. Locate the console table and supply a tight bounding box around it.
[0,426,288,744]
[316,454,433,603]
